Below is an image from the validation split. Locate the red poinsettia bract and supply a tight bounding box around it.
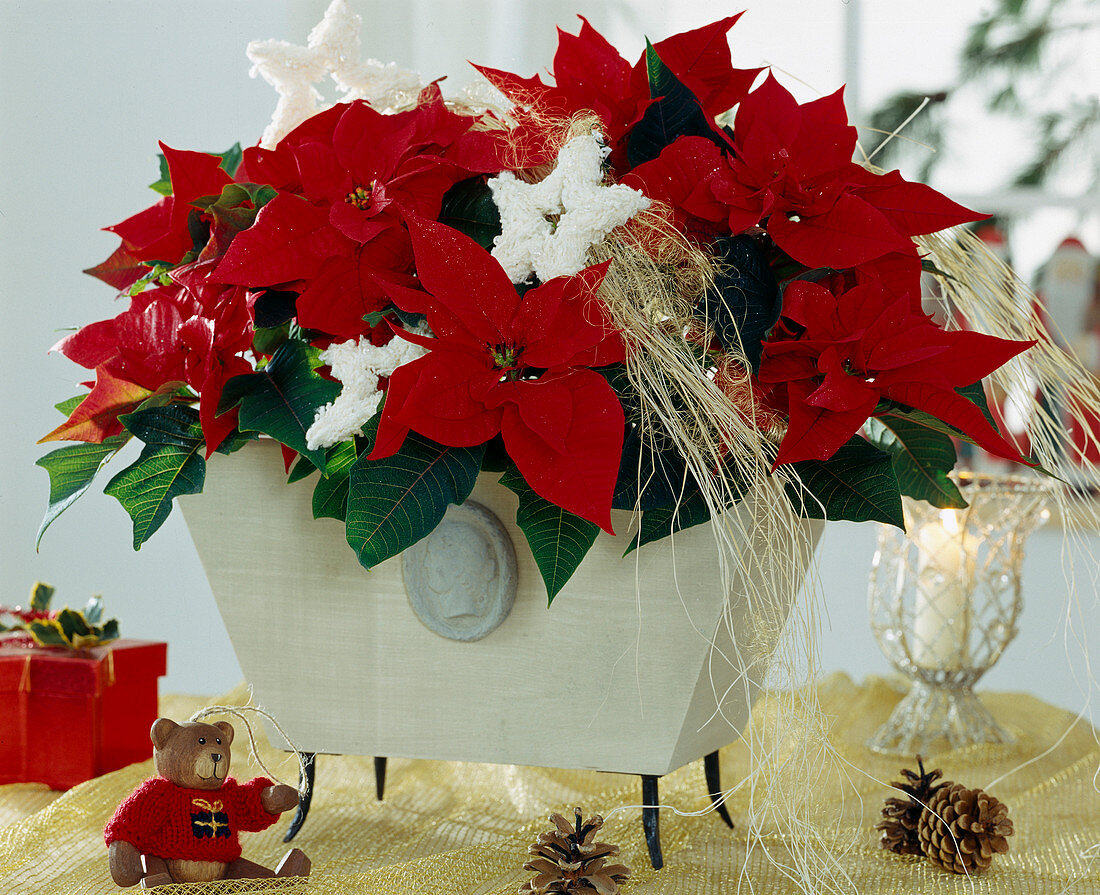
[91,143,234,289]
[474,15,759,172]
[46,264,253,453]
[215,94,505,340]
[370,218,626,532]
[758,274,1034,466]
[627,74,983,267]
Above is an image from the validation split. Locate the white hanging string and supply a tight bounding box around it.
[189,697,311,800]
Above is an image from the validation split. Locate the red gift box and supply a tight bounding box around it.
[0,639,166,790]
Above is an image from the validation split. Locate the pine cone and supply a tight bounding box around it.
[876,755,947,855]
[519,807,632,895]
[917,782,1014,874]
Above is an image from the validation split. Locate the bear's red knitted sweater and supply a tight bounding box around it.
[104,776,278,862]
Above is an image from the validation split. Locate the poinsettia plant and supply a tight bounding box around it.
[38,7,1035,603]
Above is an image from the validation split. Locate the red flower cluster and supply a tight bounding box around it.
[625,74,981,268]
[215,89,504,339]
[758,269,1033,465]
[372,218,625,531]
[476,16,758,172]
[45,11,1038,560]
[49,90,511,454]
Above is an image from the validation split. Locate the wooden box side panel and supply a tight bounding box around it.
[182,441,805,775]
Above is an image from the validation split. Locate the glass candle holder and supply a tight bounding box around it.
[867,472,1055,754]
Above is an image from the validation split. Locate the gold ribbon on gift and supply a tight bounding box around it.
[190,798,224,814]
[18,655,30,694]
[190,798,228,837]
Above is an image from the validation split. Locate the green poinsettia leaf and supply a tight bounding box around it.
[627,40,727,168]
[104,404,206,549]
[786,436,904,528]
[214,428,256,456]
[956,380,998,427]
[313,441,358,521]
[439,177,502,250]
[613,425,692,511]
[625,488,712,556]
[217,142,244,178]
[345,433,484,571]
[865,416,967,509]
[149,143,243,195]
[35,434,130,550]
[287,455,319,483]
[192,183,279,257]
[149,151,173,196]
[499,466,600,605]
[879,380,999,449]
[697,235,783,373]
[218,340,339,471]
[54,395,86,418]
[29,582,55,613]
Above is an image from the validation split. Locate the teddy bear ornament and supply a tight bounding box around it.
[105,717,311,888]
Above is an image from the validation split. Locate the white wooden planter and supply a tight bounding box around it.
[180,439,820,776]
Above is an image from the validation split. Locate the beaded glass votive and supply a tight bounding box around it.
[867,473,1055,754]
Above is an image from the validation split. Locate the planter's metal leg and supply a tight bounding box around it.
[704,750,734,829]
[374,756,387,801]
[283,752,316,843]
[641,774,663,870]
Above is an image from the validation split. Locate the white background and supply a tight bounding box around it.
[1,1,1096,719]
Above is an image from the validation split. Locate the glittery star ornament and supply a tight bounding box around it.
[488,132,651,284]
[247,0,423,149]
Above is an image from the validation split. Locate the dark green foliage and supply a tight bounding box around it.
[500,467,600,604]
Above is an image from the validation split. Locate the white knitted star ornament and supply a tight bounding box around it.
[488,132,650,284]
[247,0,423,149]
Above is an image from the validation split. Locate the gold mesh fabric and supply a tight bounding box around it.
[1,676,1096,894]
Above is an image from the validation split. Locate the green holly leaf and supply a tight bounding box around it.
[56,608,91,643]
[865,416,967,509]
[439,177,502,250]
[105,404,206,549]
[785,436,904,528]
[627,40,727,168]
[83,595,104,625]
[98,618,121,643]
[26,619,69,647]
[29,582,55,613]
[218,340,340,471]
[499,466,600,605]
[35,434,130,550]
[313,441,358,521]
[345,433,484,571]
[625,488,712,555]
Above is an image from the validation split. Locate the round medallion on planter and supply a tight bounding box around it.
[401,501,518,642]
